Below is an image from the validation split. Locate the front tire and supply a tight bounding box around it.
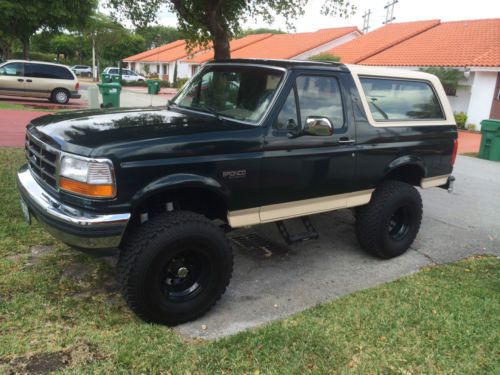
[118,211,233,325]
[356,180,422,259]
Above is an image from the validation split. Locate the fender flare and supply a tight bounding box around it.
[383,155,427,180]
[130,173,230,211]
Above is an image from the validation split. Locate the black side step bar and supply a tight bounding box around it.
[276,216,319,245]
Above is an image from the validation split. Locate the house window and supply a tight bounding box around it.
[191,65,200,76]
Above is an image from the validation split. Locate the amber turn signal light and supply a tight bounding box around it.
[60,177,115,198]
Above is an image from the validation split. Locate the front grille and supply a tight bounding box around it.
[25,132,59,189]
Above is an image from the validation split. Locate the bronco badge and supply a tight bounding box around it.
[222,169,247,179]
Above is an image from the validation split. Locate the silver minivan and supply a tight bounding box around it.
[0,60,81,104]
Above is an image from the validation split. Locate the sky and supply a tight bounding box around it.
[153,0,500,33]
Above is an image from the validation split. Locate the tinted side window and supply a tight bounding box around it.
[360,77,444,120]
[27,64,73,80]
[274,88,299,131]
[109,69,118,74]
[0,62,24,76]
[296,75,345,129]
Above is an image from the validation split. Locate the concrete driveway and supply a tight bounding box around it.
[175,155,500,339]
[79,85,172,108]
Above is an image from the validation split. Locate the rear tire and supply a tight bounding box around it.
[51,88,70,104]
[117,211,233,325]
[355,180,422,259]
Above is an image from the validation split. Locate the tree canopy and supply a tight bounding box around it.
[309,52,341,63]
[0,0,97,58]
[135,25,186,49]
[107,0,356,60]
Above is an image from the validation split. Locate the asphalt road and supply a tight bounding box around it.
[175,155,500,339]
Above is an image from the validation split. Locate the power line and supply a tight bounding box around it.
[362,9,372,33]
[383,0,398,25]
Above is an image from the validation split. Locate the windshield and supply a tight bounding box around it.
[173,65,284,124]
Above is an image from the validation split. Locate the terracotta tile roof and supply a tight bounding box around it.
[183,33,274,63]
[328,20,440,63]
[138,42,210,63]
[229,27,360,59]
[361,19,500,67]
[123,40,186,62]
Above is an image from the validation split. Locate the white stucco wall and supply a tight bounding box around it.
[467,71,497,130]
[447,76,473,115]
[177,61,190,79]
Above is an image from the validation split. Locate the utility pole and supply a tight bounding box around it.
[92,33,97,82]
[362,9,372,33]
[383,0,398,25]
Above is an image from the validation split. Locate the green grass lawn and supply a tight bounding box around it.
[1,147,499,374]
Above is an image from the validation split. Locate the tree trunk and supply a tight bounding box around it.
[171,0,231,60]
[212,32,230,60]
[22,37,29,60]
[205,1,231,60]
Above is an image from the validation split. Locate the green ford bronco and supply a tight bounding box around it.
[17,59,457,325]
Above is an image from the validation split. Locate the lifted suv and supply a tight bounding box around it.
[17,59,457,325]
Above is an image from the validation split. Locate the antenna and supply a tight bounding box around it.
[362,9,372,33]
[383,0,398,25]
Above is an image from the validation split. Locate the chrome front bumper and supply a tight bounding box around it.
[16,164,130,249]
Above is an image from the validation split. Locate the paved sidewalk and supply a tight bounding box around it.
[0,95,87,110]
[0,110,51,147]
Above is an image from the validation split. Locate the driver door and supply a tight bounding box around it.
[260,72,357,220]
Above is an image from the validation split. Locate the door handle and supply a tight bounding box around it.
[26,79,32,82]
[338,137,355,144]
[17,78,24,82]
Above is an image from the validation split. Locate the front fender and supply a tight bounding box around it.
[131,173,230,210]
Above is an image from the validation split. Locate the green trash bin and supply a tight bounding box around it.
[111,74,121,83]
[97,82,121,108]
[101,73,112,83]
[146,79,161,95]
[479,119,500,161]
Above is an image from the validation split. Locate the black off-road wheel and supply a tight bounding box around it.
[355,180,422,259]
[117,211,233,325]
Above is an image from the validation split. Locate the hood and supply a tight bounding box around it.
[29,107,245,155]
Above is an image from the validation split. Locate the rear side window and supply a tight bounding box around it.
[360,77,444,121]
[27,64,74,80]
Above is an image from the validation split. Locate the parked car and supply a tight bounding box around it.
[0,60,80,104]
[102,67,146,82]
[17,59,457,325]
[71,65,92,76]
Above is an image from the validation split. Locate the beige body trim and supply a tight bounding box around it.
[420,174,450,189]
[346,64,456,128]
[228,189,374,228]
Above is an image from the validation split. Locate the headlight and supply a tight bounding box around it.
[59,155,115,198]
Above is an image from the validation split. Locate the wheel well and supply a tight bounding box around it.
[384,164,424,186]
[132,188,228,224]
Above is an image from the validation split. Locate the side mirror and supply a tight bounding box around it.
[304,116,334,136]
